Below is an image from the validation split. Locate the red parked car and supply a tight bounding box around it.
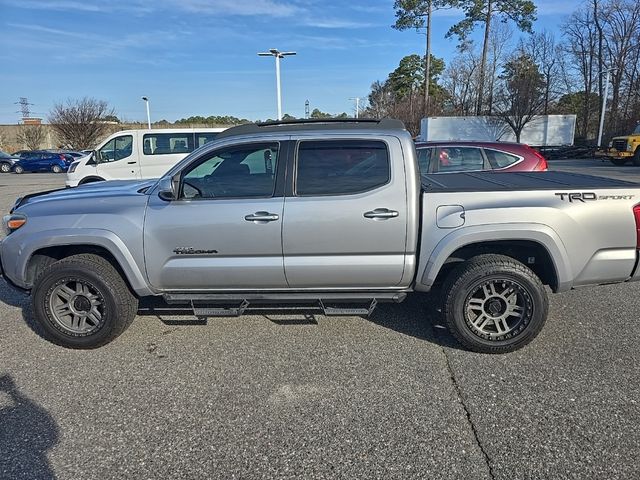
[415,141,548,174]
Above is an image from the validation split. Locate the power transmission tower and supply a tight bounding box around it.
[15,97,34,121]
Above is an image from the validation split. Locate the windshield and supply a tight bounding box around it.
[633,124,640,135]
[0,150,12,159]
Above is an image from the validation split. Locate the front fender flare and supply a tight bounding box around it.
[14,228,153,296]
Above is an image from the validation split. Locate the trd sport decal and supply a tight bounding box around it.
[555,192,634,202]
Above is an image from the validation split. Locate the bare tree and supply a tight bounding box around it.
[520,31,563,115]
[15,125,47,150]
[48,98,115,149]
[494,53,546,142]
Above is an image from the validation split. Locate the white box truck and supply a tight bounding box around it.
[419,115,576,146]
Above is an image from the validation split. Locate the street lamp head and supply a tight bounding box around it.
[141,96,148,102]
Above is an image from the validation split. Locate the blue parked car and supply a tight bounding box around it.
[0,150,20,173]
[12,150,74,174]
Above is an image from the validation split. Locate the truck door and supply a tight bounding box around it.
[282,137,408,288]
[144,141,288,290]
[95,134,140,180]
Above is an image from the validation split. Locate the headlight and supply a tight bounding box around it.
[68,162,79,173]
[2,213,27,234]
[628,143,634,151]
[608,141,613,148]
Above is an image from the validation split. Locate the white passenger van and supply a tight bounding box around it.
[65,128,226,187]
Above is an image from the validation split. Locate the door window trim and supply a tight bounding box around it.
[291,138,392,197]
[175,140,288,201]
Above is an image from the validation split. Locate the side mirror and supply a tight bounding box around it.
[158,172,181,201]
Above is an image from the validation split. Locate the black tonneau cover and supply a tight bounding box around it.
[421,171,640,192]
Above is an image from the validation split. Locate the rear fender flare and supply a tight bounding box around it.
[416,223,572,292]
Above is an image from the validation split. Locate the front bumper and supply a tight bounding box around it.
[0,242,28,293]
[595,149,633,158]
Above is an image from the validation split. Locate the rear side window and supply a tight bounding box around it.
[195,133,219,148]
[143,133,195,155]
[296,140,390,196]
[484,149,521,169]
[435,147,485,172]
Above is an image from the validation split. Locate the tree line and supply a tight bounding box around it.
[365,0,640,142]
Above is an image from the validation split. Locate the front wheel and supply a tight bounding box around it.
[441,254,548,354]
[14,165,24,174]
[32,253,138,348]
[52,164,63,173]
[633,148,640,167]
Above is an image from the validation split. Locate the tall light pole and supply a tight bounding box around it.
[141,96,151,129]
[597,68,616,148]
[349,97,361,118]
[258,48,296,120]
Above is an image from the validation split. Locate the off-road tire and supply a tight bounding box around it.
[0,162,11,173]
[633,148,640,167]
[51,164,63,173]
[441,254,548,354]
[610,157,627,166]
[14,165,24,174]
[32,253,138,348]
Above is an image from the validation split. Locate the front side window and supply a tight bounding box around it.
[417,148,432,174]
[296,140,390,196]
[98,135,133,163]
[181,143,279,199]
[143,133,195,155]
[435,147,485,172]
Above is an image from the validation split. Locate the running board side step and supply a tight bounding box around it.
[162,292,407,319]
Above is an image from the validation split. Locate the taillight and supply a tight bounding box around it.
[525,145,548,171]
[633,204,640,248]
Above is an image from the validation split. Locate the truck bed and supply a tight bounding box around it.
[421,171,639,192]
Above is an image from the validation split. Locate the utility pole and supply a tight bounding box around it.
[258,48,296,120]
[349,97,361,118]
[305,100,310,119]
[597,68,615,148]
[424,0,432,117]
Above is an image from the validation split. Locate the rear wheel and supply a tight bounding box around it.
[13,165,24,174]
[610,157,627,166]
[32,253,138,348]
[441,254,548,354]
[51,164,63,173]
[0,162,11,173]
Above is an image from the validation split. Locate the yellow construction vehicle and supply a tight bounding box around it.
[597,123,640,165]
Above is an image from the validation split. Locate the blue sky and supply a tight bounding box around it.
[0,0,582,124]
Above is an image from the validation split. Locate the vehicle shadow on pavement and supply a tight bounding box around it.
[0,279,28,309]
[367,292,463,350]
[0,374,59,480]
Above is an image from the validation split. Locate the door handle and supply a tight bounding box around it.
[245,211,279,222]
[363,208,399,219]
[127,161,137,164]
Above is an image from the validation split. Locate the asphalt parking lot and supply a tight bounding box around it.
[1,160,639,480]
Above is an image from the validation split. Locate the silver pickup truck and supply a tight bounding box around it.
[2,119,640,353]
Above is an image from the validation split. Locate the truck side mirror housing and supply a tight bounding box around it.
[158,172,181,201]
